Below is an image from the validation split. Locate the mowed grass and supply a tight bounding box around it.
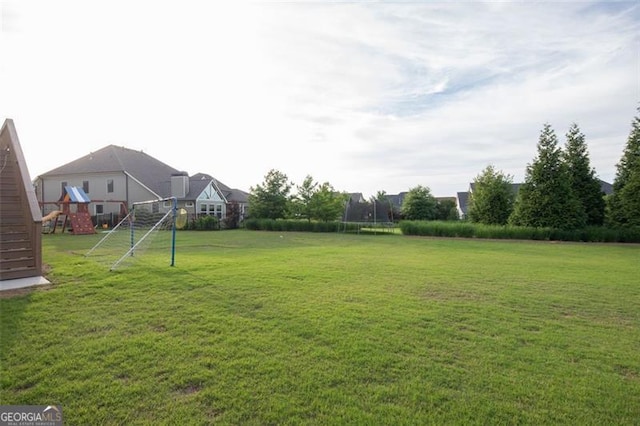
[1,230,639,424]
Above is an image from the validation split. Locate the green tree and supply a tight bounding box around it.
[509,123,586,229]
[401,185,437,220]
[248,169,292,219]
[468,165,515,225]
[563,123,605,226]
[311,182,347,222]
[607,109,640,227]
[435,199,459,221]
[291,175,318,222]
[617,169,640,227]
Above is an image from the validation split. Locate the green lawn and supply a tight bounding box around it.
[1,231,639,424]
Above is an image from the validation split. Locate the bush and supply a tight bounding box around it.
[186,215,220,231]
[399,221,640,243]
[243,219,345,233]
[243,218,640,242]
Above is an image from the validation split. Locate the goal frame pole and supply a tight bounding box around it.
[170,197,177,267]
[115,196,178,270]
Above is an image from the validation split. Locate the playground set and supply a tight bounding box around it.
[41,186,96,234]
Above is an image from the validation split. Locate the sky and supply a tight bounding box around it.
[1,1,638,198]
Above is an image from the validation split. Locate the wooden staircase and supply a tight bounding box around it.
[0,119,43,282]
[0,146,39,280]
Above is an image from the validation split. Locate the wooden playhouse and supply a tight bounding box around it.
[56,186,96,235]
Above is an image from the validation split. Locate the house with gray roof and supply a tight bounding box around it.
[456,191,470,220]
[34,145,248,225]
[385,192,408,210]
[169,173,249,221]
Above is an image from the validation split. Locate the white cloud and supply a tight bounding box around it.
[1,1,638,197]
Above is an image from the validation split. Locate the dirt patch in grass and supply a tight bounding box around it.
[172,383,202,399]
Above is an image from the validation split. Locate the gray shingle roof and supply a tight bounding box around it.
[457,191,469,217]
[40,145,180,197]
[385,192,407,209]
[215,179,249,203]
[599,179,613,195]
[185,179,211,200]
[347,193,366,203]
[188,173,249,203]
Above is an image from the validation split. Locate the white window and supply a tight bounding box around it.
[199,203,223,217]
[185,201,194,207]
[107,179,114,193]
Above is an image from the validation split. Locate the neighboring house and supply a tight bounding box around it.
[347,193,367,204]
[166,173,249,221]
[385,192,408,211]
[456,180,612,219]
[456,191,470,220]
[34,145,248,224]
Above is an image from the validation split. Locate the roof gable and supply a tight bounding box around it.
[63,186,91,203]
[195,174,248,203]
[180,178,221,201]
[457,191,470,217]
[40,145,180,197]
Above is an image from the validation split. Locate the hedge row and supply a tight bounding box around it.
[244,219,366,233]
[183,215,220,231]
[244,218,640,243]
[400,221,640,243]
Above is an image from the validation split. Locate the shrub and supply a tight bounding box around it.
[243,219,345,233]
[399,221,640,243]
[187,215,220,231]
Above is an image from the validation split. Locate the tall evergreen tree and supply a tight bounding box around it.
[607,108,640,227]
[509,123,586,229]
[468,165,515,225]
[563,123,605,226]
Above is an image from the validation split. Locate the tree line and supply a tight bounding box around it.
[248,171,347,222]
[248,107,639,230]
[469,109,639,230]
[248,172,460,223]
